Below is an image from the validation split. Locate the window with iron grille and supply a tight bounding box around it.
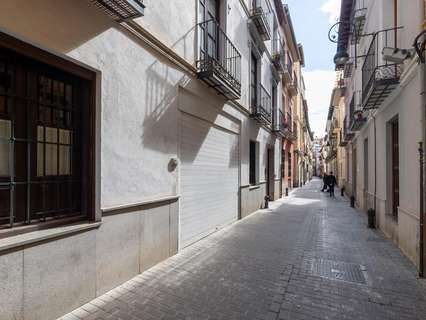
[249,140,257,185]
[0,47,93,229]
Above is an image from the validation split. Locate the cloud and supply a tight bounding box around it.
[303,70,336,137]
[321,0,341,24]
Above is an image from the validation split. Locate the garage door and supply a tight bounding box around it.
[180,112,239,248]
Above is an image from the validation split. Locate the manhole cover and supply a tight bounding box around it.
[302,258,366,284]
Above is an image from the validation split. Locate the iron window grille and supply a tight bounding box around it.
[90,0,145,21]
[197,19,242,100]
[362,27,403,110]
[0,49,91,229]
[251,84,272,125]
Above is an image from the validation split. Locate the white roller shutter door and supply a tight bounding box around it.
[180,113,239,248]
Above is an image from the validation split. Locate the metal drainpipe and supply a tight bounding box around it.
[419,0,426,278]
[373,114,377,214]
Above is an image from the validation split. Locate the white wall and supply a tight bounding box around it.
[347,0,424,265]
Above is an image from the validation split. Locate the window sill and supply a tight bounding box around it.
[0,221,101,253]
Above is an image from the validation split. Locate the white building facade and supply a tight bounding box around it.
[336,0,426,273]
[0,1,308,319]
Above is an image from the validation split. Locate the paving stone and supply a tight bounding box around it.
[58,179,426,320]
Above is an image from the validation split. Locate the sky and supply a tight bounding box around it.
[285,0,341,137]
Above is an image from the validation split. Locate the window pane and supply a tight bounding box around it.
[59,145,70,175]
[59,129,71,145]
[44,107,51,124]
[0,119,11,176]
[37,126,44,142]
[65,85,72,108]
[45,144,58,176]
[0,95,5,114]
[45,127,58,143]
[37,142,44,177]
[0,62,5,95]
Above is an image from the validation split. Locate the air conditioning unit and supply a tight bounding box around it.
[382,47,414,63]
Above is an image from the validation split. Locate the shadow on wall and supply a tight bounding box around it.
[0,0,115,53]
[0,0,237,170]
[140,23,239,166]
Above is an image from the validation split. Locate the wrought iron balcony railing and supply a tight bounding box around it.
[351,0,367,44]
[362,27,403,110]
[197,19,242,100]
[273,109,285,134]
[344,58,354,78]
[342,115,355,143]
[251,84,272,125]
[249,0,272,41]
[272,37,285,73]
[349,92,367,131]
[288,73,298,96]
[90,0,145,21]
[283,52,293,83]
[273,110,296,141]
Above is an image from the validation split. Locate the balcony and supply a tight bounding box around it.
[288,73,298,96]
[273,110,297,141]
[344,58,354,78]
[90,0,145,21]
[283,52,293,83]
[251,84,272,125]
[341,116,355,144]
[197,20,242,100]
[273,109,285,134]
[351,0,367,43]
[349,92,367,131]
[249,0,272,41]
[362,28,403,110]
[272,37,285,73]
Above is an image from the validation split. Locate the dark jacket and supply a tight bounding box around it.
[327,175,337,186]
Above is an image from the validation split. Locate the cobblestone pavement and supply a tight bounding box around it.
[60,178,426,320]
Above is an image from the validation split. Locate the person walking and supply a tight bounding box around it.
[328,171,337,197]
[321,173,328,192]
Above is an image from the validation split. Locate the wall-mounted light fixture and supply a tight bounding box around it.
[328,21,373,69]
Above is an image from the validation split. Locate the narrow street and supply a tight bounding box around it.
[61,179,426,320]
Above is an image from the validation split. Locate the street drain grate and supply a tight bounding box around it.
[301,258,366,284]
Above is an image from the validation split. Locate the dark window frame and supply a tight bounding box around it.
[0,31,97,234]
[249,140,257,185]
[391,118,399,219]
[250,52,258,109]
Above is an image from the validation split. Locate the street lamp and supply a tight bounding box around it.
[333,49,350,69]
[328,21,364,69]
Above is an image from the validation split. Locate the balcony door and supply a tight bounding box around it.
[199,0,220,60]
